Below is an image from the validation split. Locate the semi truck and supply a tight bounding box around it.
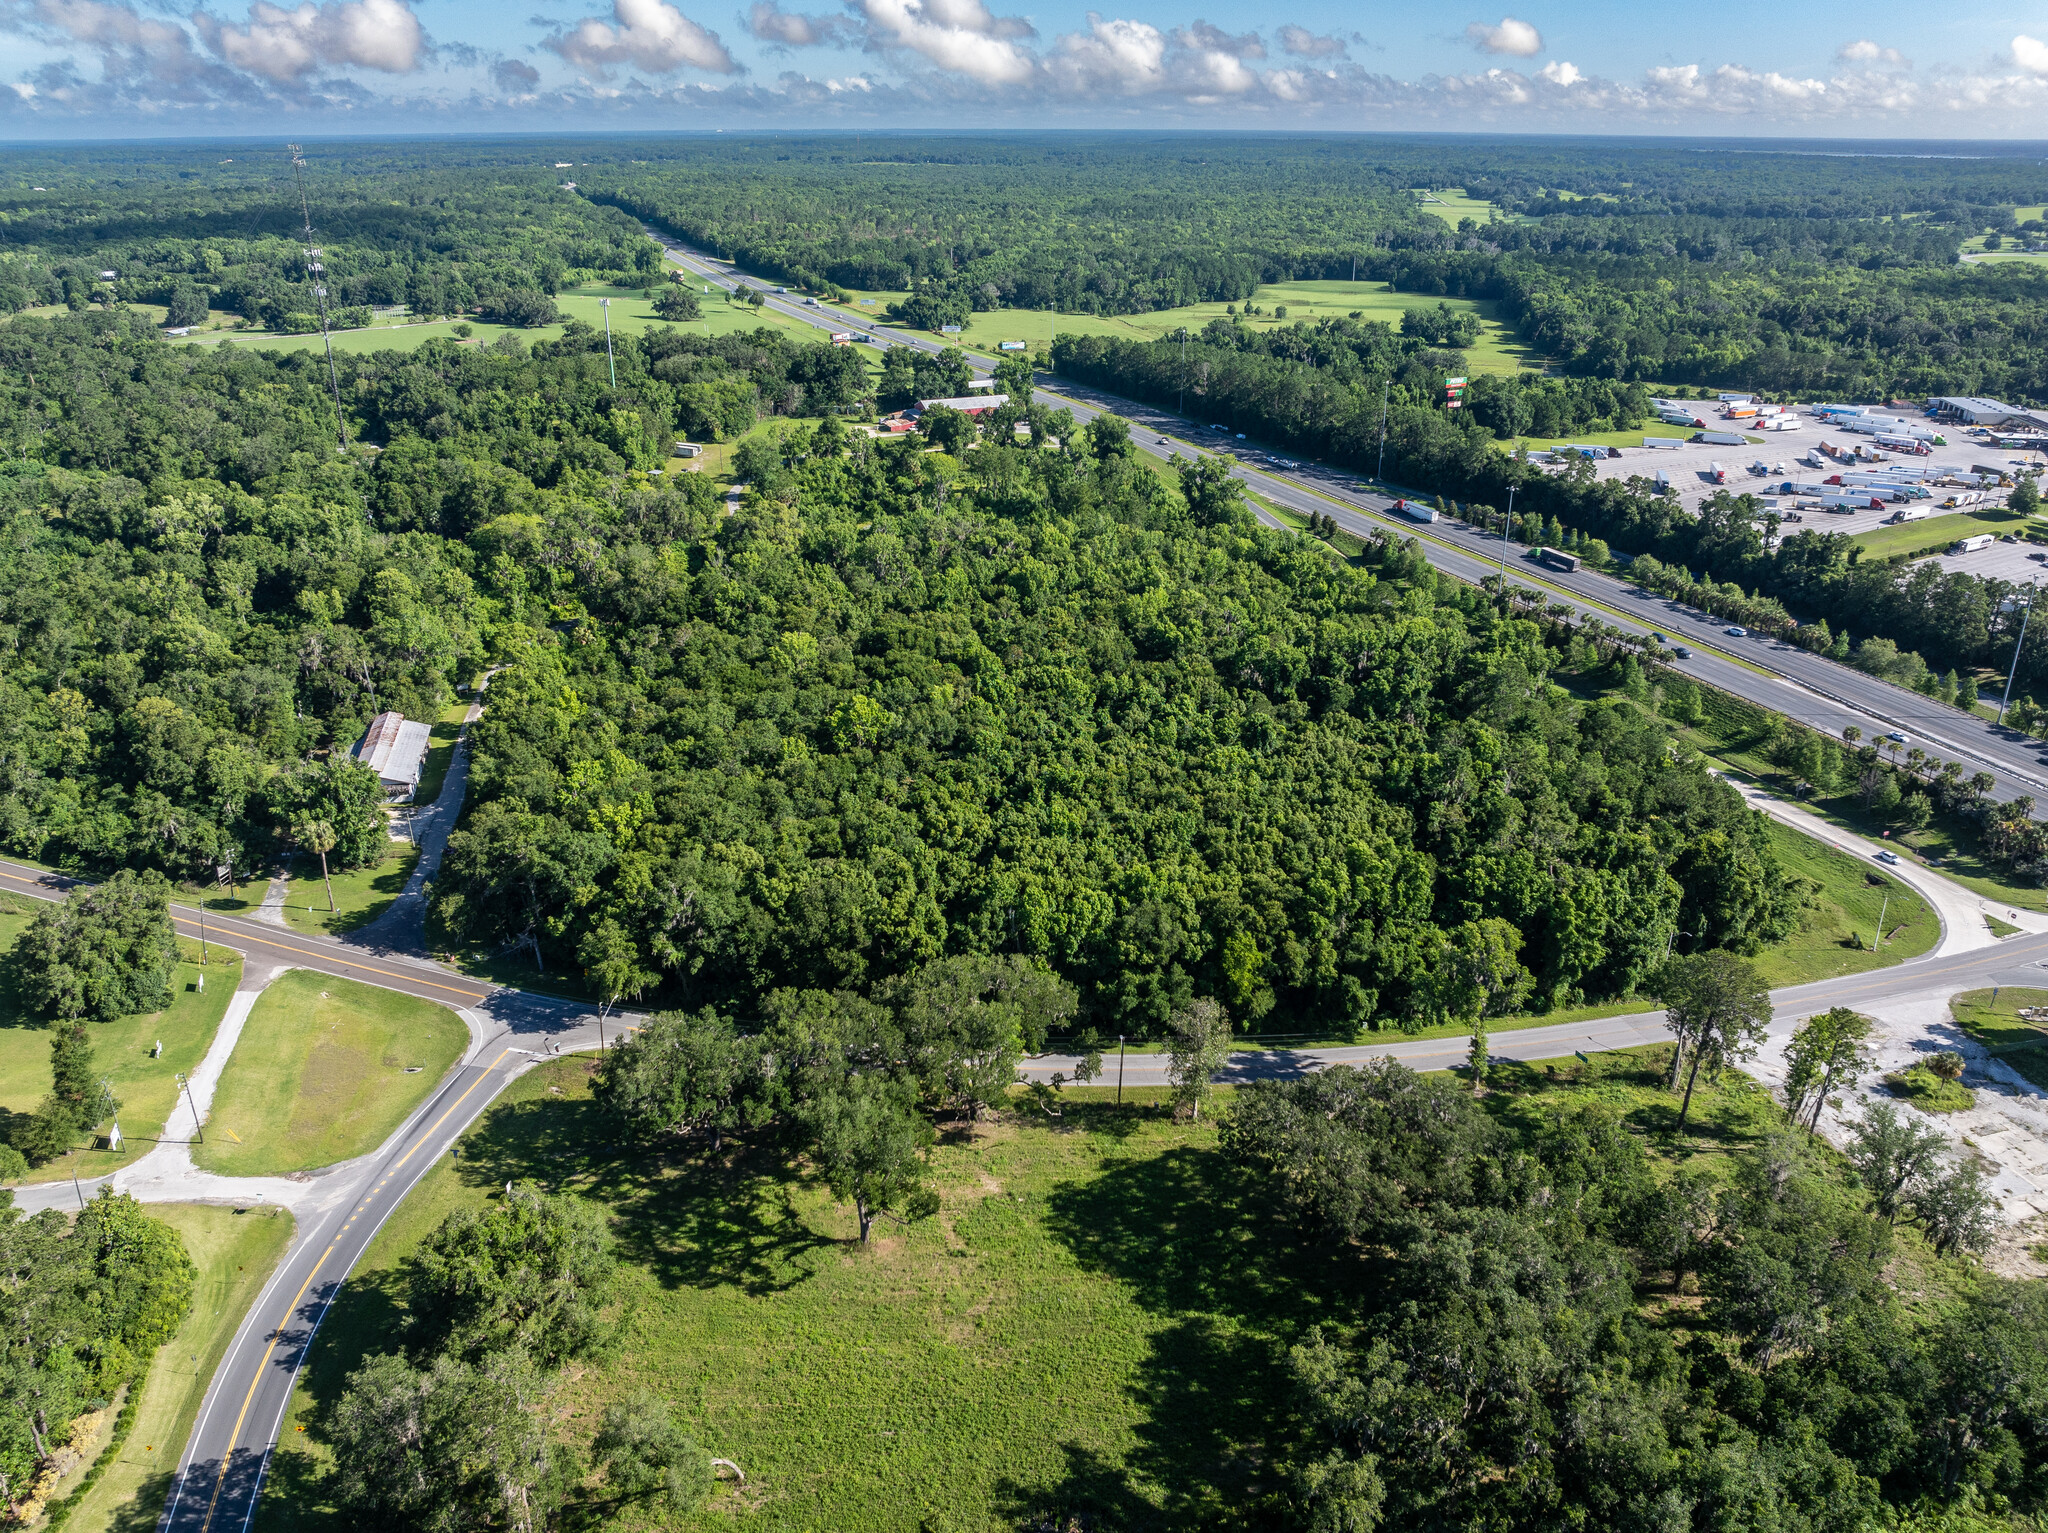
[1390,499,1438,524]
[1694,430,1747,446]
[1538,547,1580,572]
[1951,534,1996,554]
[1708,461,1728,484]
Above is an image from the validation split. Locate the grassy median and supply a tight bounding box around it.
[192,970,464,1177]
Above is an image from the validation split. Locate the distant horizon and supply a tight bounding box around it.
[5,127,2048,153]
[6,1,2048,140]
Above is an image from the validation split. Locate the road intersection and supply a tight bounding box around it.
[11,235,2048,1532]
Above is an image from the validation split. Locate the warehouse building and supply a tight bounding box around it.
[354,711,433,799]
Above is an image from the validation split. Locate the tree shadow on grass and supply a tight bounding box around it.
[454,1097,836,1297]
[997,1143,1365,1530]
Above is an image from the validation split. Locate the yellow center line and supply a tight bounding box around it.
[0,866,490,1004]
[197,1049,509,1533]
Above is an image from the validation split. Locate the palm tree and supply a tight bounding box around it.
[298,818,338,913]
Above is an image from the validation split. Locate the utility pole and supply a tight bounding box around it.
[1116,1035,1125,1105]
[1178,328,1188,417]
[601,298,616,388]
[1375,379,1388,483]
[1872,891,1889,952]
[288,144,348,452]
[177,1072,204,1143]
[1999,579,2038,725]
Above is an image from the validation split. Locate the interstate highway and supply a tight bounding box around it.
[647,230,2048,817]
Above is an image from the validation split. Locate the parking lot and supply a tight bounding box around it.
[1930,536,2048,586]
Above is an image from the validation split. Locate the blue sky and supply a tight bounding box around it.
[5,0,2048,136]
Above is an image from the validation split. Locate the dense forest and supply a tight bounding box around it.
[0,305,1795,1035]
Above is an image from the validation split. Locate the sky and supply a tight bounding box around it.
[6,0,2048,137]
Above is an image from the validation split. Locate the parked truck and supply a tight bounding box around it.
[1951,534,1996,554]
[1708,461,1728,483]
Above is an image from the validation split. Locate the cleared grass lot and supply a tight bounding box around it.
[821,278,1543,376]
[0,906,240,1184]
[281,846,418,937]
[191,969,464,1177]
[1753,819,1937,986]
[258,1038,1812,1533]
[63,1204,295,1533]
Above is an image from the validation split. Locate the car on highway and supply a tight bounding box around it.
[1886,731,1909,744]
[1876,850,1901,865]
[1157,437,1169,445]
[1648,632,1666,643]
[1724,626,1748,637]
[1673,646,1692,659]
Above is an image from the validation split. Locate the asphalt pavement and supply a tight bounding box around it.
[648,233,2048,817]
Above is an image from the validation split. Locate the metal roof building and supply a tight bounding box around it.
[916,393,1010,416]
[354,711,433,799]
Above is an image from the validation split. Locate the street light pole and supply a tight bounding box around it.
[1500,483,1517,578]
[1116,1035,1125,1105]
[1998,579,2038,725]
[601,298,616,388]
[1872,891,1890,952]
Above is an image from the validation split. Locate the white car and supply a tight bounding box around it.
[1885,731,1909,744]
[1724,626,1747,637]
[1876,850,1900,865]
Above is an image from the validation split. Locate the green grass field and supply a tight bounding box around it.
[816,277,1542,377]
[281,846,418,937]
[1410,187,1504,225]
[257,1038,1805,1533]
[167,283,822,358]
[1848,508,2030,560]
[1755,818,1938,985]
[0,906,241,1184]
[64,1203,295,1533]
[1946,987,2048,1089]
[191,969,465,1177]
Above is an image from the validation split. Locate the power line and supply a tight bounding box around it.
[288,143,349,452]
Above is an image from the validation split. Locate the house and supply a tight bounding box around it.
[354,711,433,799]
[917,393,1010,417]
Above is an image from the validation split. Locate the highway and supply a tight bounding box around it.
[648,231,2048,815]
[0,857,612,1533]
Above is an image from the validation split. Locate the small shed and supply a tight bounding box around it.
[354,711,433,799]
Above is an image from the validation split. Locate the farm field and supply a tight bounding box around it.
[190,969,465,1177]
[1410,186,1505,224]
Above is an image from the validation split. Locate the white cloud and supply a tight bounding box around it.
[1176,19,1261,58]
[1276,24,1343,59]
[1465,15,1540,56]
[745,0,844,45]
[545,0,735,72]
[1536,58,1578,85]
[2014,34,2048,76]
[1837,38,1907,65]
[192,0,424,77]
[855,0,1035,85]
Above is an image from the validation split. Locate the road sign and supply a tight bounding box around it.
[1445,376,1468,387]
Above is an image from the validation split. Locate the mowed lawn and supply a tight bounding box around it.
[257,1061,1380,1533]
[64,1204,295,1533]
[816,278,1542,376]
[0,907,240,1184]
[1848,507,2031,560]
[1753,818,1938,986]
[281,845,417,937]
[168,282,824,359]
[192,970,465,1177]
